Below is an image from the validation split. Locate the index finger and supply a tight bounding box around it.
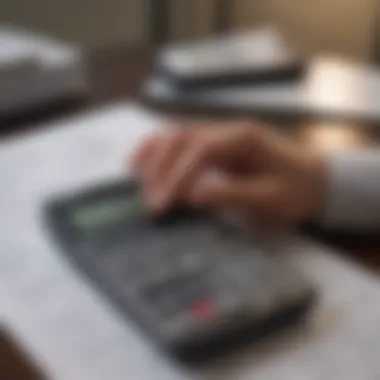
[158,124,256,209]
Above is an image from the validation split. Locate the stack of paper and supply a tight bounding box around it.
[157,27,302,79]
[0,25,87,115]
[143,25,380,123]
[146,27,305,93]
[143,57,380,122]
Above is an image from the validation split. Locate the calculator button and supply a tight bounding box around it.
[77,240,97,254]
[156,293,179,315]
[178,252,204,273]
[143,284,180,316]
[182,280,207,304]
[219,292,241,312]
[99,255,126,276]
[191,300,216,320]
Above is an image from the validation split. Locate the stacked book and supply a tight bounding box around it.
[0,25,87,115]
[141,27,307,117]
[142,26,380,123]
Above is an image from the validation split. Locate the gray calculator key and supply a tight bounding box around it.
[157,293,179,315]
[178,252,205,273]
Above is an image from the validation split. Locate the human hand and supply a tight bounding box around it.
[130,121,327,226]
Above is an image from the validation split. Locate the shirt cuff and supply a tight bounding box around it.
[320,150,380,231]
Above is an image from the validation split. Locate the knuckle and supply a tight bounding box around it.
[153,130,186,153]
[195,139,212,162]
[170,129,192,147]
[238,119,254,131]
[239,121,266,148]
[236,120,257,139]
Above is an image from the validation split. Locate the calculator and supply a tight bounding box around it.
[45,179,316,364]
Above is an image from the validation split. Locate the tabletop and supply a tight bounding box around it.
[2,101,380,380]
[1,46,380,380]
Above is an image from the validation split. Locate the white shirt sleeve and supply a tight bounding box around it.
[321,150,380,230]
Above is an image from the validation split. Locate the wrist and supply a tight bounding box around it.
[300,149,329,222]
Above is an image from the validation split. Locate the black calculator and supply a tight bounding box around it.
[45,179,316,364]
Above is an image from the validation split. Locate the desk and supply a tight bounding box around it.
[1,46,380,380]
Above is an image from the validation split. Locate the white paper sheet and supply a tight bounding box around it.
[0,24,86,114]
[1,102,380,380]
[159,27,298,74]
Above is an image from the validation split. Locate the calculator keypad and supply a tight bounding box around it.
[84,216,299,328]
[143,270,214,316]
[49,181,315,360]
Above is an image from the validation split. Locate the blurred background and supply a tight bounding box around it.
[3,2,380,380]
[0,0,377,61]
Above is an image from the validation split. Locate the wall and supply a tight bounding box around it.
[0,0,377,60]
[0,0,146,46]
[234,0,377,60]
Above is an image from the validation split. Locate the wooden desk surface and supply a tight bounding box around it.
[1,46,380,380]
[0,330,47,380]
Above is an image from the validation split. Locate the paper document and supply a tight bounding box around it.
[159,27,300,75]
[0,24,86,114]
[1,103,380,380]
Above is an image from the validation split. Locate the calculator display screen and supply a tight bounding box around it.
[70,193,143,232]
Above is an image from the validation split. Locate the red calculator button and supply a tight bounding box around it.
[191,300,216,320]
